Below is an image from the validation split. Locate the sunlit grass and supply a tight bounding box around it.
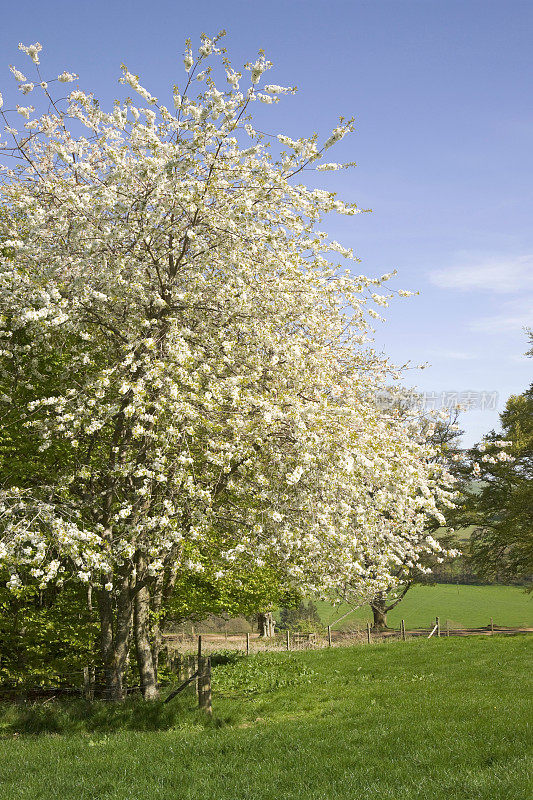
[0,636,531,799]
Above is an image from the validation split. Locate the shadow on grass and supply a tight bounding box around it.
[0,694,213,736]
[209,650,246,667]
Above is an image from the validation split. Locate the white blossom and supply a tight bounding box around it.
[57,71,78,83]
[0,35,454,612]
[183,49,194,72]
[18,42,42,64]
[9,66,27,82]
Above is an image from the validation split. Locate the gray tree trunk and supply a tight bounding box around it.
[370,592,389,630]
[133,559,159,701]
[370,582,412,630]
[97,577,133,700]
[150,573,165,685]
[258,611,275,637]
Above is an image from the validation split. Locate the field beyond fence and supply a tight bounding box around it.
[312,583,533,630]
[163,619,533,660]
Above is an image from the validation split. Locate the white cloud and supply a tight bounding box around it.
[430,253,533,293]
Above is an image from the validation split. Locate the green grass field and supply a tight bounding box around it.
[1,636,531,799]
[307,583,533,630]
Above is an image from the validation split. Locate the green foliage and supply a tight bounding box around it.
[278,599,321,631]
[455,384,533,585]
[0,328,80,490]
[162,540,300,630]
[0,211,81,493]
[0,579,98,688]
[0,210,102,690]
[213,652,318,695]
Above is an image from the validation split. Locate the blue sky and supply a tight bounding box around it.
[1,0,531,444]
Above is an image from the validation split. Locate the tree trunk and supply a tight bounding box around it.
[370,582,412,630]
[150,573,165,686]
[370,592,389,630]
[257,612,267,637]
[258,611,275,638]
[133,573,159,701]
[96,578,133,700]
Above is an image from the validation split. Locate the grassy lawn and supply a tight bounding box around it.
[0,636,531,799]
[308,583,533,630]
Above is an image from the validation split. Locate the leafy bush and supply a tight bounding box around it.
[0,580,98,689]
[213,652,318,695]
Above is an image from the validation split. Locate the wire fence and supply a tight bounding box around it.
[2,618,531,704]
[161,616,531,656]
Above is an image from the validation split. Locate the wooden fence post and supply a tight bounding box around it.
[401,619,406,641]
[197,656,212,715]
[436,616,440,637]
[195,636,202,696]
[366,622,371,644]
[286,629,290,651]
[327,625,332,647]
[446,619,449,637]
[186,654,197,695]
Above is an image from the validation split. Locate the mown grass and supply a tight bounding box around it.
[310,583,533,630]
[0,636,531,799]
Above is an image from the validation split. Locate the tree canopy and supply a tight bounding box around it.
[455,384,532,586]
[0,35,454,697]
